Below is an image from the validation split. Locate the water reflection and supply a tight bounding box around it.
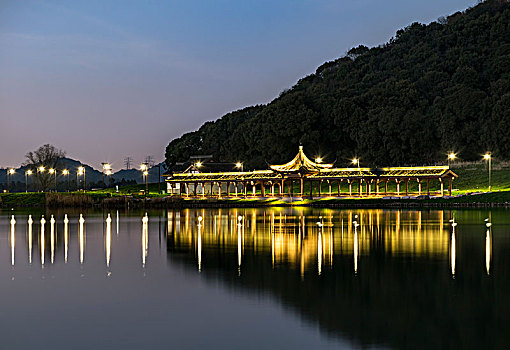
[2,208,509,349]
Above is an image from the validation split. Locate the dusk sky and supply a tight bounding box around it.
[1,0,475,170]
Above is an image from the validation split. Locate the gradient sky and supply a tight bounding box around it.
[0,0,475,170]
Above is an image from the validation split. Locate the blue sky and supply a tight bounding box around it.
[0,0,475,169]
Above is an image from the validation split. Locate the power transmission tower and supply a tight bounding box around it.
[124,157,132,170]
[144,155,155,167]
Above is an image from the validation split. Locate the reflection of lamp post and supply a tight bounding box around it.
[62,169,69,192]
[25,170,32,193]
[484,153,492,192]
[448,152,456,168]
[7,168,15,192]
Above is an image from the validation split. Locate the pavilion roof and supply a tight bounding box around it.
[269,146,333,173]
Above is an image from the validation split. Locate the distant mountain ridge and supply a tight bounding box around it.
[0,158,166,186]
[165,0,510,169]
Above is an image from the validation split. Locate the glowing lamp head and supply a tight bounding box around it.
[143,170,149,176]
[352,158,359,165]
[103,163,111,170]
[26,170,33,175]
[62,169,69,175]
[235,162,242,169]
[77,166,84,175]
[448,153,456,160]
[484,153,491,160]
[49,168,55,174]
[196,161,202,168]
[105,169,112,176]
[8,168,15,175]
[38,166,45,172]
[315,157,322,164]
[140,164,148,171]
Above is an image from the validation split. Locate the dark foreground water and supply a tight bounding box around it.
[0,207,508,349]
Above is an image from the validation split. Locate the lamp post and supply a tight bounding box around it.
[77,166,85,191]
[448,153,456,168]
[7,168,15,192]
[37,166,45,192]
[101,163,111,189]
[49,168,56,192]
[352,158,360,170]
[62,169,69,192]
[484,153,492,192]
[141,163,149,196]
[236,162,243,172]
[25,170,32,193]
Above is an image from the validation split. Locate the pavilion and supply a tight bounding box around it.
[164,146,458,198]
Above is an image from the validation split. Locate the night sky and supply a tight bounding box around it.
[0,0,475,170]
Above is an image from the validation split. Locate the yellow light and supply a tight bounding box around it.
[105,169,112,176]
[78,166,84,175]
[38,166,45,172]
[8,168,15,174]
[196,161,202,168]
[140,164,148,171]
[448,153,456,160]
[315,157,322,164]
[352,158,359,165]
[26,170,33,175]
[62,169,69,175]
[236,162,242,168]
[49,168,55,174]
[484,153,491,160]
[104,163,111,170]
[143,170,149,176]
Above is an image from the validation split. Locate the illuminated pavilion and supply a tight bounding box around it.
[164,146,458,197]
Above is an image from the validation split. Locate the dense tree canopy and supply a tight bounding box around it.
[166,0,510,169]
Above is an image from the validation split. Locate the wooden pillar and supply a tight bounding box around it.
[368,180,371,195]
[405,179,409,196]
[169,184,173,196]
[358,180,362,196]
[290,180,294,197]
[218,182,221,198]
[396,180,400,195]
[427,179,430,195]
[244,182,248,198]
[261,181,265,197]
[418,179,421,195]
[271,183,275,197]
[309,180,313,197]
[252,183,256,197]
[384,181,388,195]
[319,180,322,197]
[349,181,352,196]
[328,180,332,196]
[449,177,453,196]
[179,182,183,196]
[202,183,205,197]
[440,178,444,196]
[338,181,341,196]
[300,178,304,196]
[185,183,189,197]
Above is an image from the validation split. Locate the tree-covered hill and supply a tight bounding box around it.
[166,0,510,169]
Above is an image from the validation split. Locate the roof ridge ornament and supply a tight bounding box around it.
[269,146,333,173]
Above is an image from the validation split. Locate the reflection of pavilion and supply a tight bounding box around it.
[164,146,457,198]
[166,208,453,275]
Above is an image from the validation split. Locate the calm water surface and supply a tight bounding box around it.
[0,207,508,349]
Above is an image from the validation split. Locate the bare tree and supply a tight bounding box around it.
[24,144,66,191]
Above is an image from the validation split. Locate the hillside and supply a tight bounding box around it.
[165,0,510,170]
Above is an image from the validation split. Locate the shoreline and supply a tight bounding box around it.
[1,192,509,209]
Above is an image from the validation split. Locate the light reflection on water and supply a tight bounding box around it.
[0,208,508,349]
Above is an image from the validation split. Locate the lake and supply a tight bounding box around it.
[0,207,507,349]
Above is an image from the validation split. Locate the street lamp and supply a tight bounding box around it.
[235,162,243,172]
[141,163,149,196]
[102,162,111,189]
[7,168,15,192]
[315,157,323,164]
[195,161,202,168]
[448,152,456,168]
[484,153,492,192]
[37,166,45,192]
[77,166,85,191]
[25,170,32,193]
[49,168,56,192]
[352,158,360,169]
[62,169,69,192]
